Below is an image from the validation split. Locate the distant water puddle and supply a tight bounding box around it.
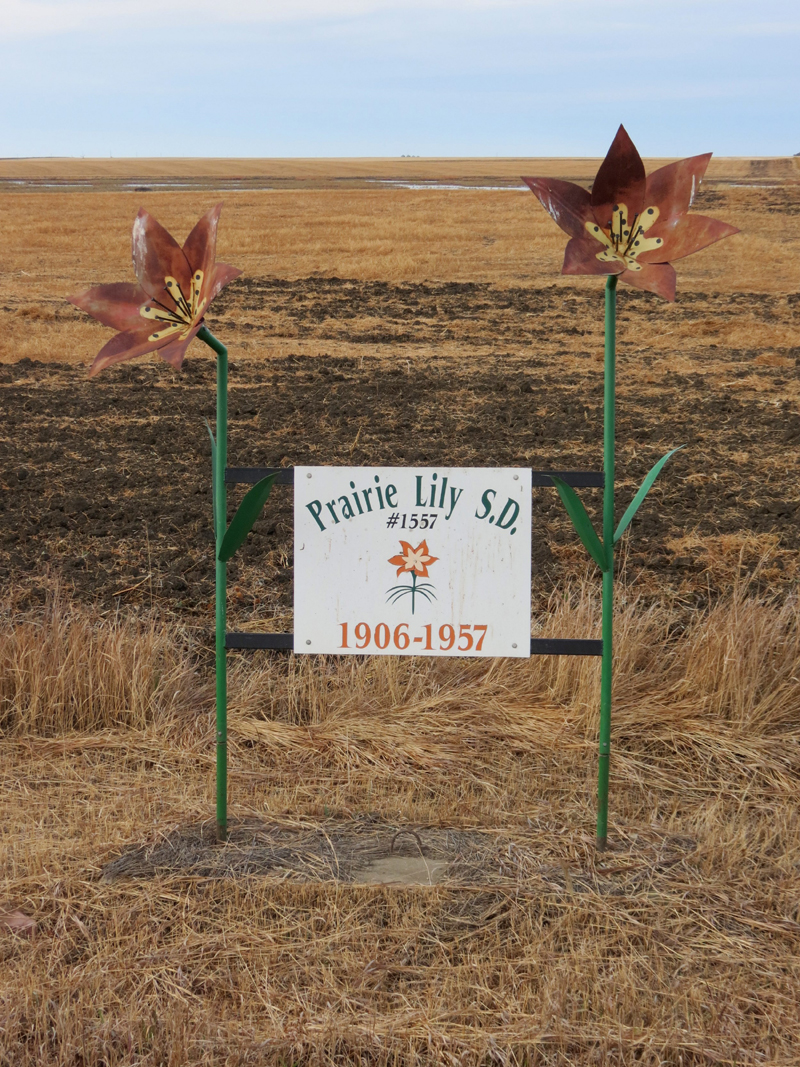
[2,178,530,193]
[366,180,528,190]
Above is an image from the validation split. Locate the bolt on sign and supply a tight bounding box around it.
[294,467,532,657]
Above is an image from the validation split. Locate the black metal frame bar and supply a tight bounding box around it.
[226,467,604,488]
[224,465,604,657]
[226,632,602,656]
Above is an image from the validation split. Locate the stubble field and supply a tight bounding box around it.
[1,156,800,1064]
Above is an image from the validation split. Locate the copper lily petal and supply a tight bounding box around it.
[181,204,241,321]
[644,153,711,225]
[591,125,646,227]
[521,177,594,238]
[89,323,203,376]
[72,205,241,376]
[182,202,222,279]
[132,208,193,305]
[619,263,676,302]
[563,237,623,276]
[69,282,149,332]
[208,262,243,302]
[153,325,203,370]
[638,214,740,264]
[89,329,170,377]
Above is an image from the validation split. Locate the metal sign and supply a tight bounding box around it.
[294,466,532,657]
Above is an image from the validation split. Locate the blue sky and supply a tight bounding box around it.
[1,0,797,157]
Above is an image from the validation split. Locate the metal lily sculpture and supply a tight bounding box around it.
[524,125,738,302]
[523,126,739,849]
[69,204,276,841]
[70,204,241,374]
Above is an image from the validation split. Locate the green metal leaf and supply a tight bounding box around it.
[614,446,684,545]
[218,474,278,563]
[203,419,217,534]
[550,475,608,572]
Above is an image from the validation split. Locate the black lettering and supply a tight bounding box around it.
[475,489,496,520]
[496,498,520,531]
[349,481,364,515]
[306,500,326,531]
[445,486,463,520]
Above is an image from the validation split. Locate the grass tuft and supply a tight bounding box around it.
[0,593,205,735]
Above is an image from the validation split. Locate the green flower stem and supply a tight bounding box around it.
[198,325,228,843]
[597,274,617,850]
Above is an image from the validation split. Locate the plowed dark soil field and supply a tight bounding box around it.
[1,272,798,633]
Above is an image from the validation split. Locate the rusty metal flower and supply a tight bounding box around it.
[69,203,241,375]
[523,126,739,301]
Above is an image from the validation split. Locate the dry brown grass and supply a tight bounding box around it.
[0,593,204,735]
[2,584,800,1063]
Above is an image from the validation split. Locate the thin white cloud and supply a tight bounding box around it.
[2,0,758,40]
[723,21,800,34]
[1,0,542,39]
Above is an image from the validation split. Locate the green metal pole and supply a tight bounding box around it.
[597,275,617,850]
[198,325,228,843]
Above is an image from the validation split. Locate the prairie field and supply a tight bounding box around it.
[1,157,800,1065]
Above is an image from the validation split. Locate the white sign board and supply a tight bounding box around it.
[294,467,531,657]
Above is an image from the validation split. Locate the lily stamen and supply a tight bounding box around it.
[622,213,638,254]
[164,279,193,320]
[623,218,643,256]
[147,295,182,320]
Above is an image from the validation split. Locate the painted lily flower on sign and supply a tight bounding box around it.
[69,203,241,375]
[386,540,439,614]
[388,540,439,579]
[523,125,739,301]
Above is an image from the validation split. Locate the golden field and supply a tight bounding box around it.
[3,154,797,181]
[1,158,800,1064]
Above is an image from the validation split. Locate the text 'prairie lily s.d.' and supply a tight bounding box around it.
[523,125,739,301]
[69,204,241,375]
